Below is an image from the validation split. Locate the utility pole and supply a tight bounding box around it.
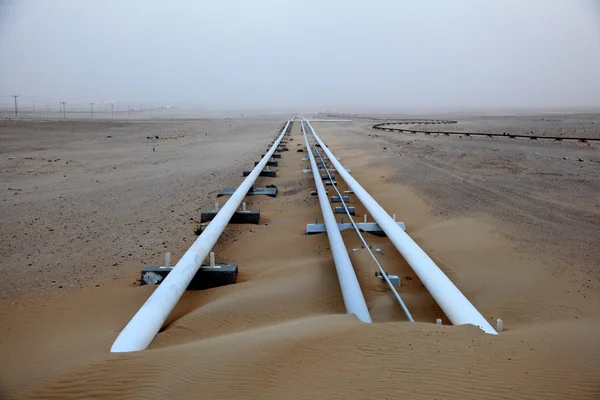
[46,101,49,118]
[61,101,67,118]
[32,99,35,113]
[12,95,19,116]
[90,102,94,118]
[111,103,114,118]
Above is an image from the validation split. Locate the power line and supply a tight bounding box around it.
[11,95,19,116]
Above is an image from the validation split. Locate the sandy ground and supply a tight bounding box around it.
[0,115,599,399]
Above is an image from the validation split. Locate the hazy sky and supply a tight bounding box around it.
[1,0,599,111]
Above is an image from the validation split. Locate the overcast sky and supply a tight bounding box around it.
[0,0,599,112]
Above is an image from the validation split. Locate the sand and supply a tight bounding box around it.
[0,115,599,399]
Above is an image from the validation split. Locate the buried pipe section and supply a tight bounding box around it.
[301,121,371,323]
[305,121,496,334]
[111,119,292,352]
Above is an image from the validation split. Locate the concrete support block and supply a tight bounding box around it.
[335,206,355,215]
[255,160,278,167]
[217,186,277,197]
[141,264,238,290]
[200,210,260,224]
[243,169,276,178]
[331,195,349,203]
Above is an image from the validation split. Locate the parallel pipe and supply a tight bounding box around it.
[301,121,372,323]
[111,120,292,352]
[305,121,496,334]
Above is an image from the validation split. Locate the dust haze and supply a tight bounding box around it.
[1,0,600,112]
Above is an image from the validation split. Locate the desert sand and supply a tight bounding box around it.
[0,114,599,399]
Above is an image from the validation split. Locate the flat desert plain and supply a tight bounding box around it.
[0,113,599,399]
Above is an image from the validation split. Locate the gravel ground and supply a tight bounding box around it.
[317,114,600,288]
[0,117,284,304]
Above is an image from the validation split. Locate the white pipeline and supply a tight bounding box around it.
[301,121,372,323]
[305,121,496,334]
[111,120,292,352]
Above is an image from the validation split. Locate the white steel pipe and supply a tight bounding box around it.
[111,120,292,352]
[306,121,496,334]
[301,121,372,323]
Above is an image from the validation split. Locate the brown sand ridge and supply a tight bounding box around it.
[1,115,599,399]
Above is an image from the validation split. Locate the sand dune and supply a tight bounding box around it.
[1,117,599,399]
[11,316,600,399]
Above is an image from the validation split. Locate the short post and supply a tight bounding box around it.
[496,318,503,332]
[209,252,215,267]
[215,202,219,212]
[436,318,442,325]
[364,214,367,223]
[341,216,344,224]
[165,252,171,268]
[242,201,247,212]
[393,213,396,222]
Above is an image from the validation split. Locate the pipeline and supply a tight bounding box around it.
[305,120,496,334]
[111,120,292,352]
[301,121,371,323]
